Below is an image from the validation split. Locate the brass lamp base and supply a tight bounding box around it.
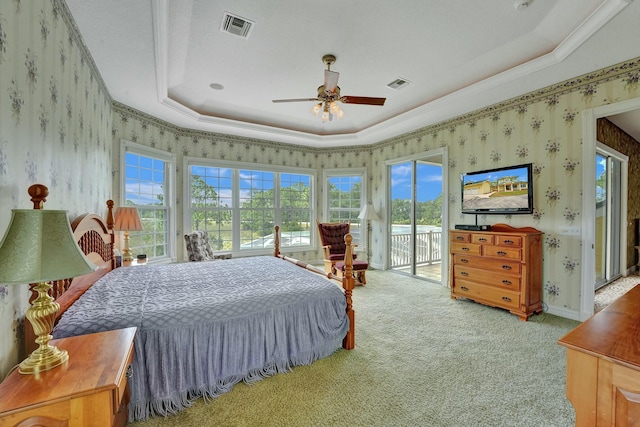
[21,281,68,375]
[19,343,68,375]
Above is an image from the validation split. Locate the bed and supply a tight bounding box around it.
[23,191,356,422]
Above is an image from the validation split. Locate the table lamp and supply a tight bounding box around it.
[358,202,380,264]
[0,209,96,374]
[113,207,143,264]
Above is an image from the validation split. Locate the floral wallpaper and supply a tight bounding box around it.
[368,59,640,317]
[0,0,112,376]
[1,0,640,381]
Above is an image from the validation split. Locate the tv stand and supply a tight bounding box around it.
[449,223,543,320]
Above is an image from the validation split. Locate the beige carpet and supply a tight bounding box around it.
[128,270,580,427]
[594,274,640,312]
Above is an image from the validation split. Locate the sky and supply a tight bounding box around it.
[391,163,443,202]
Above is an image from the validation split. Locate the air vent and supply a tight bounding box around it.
[220,12,254,38]
[387,78,411,90]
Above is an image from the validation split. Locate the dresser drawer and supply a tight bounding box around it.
[450,232,471,243]
[450,242,481,256]
[495,235,523,247]
[471,234,494,245]
[482,245,522,260]
[453,279,520,311]
[453,265,521,291]
[452,254,521,274]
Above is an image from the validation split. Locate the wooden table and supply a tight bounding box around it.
[558,285,640,426]
[0,327,136,427]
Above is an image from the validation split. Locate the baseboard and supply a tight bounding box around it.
[545,305,581,321]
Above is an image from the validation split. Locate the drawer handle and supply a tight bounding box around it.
[460,271,469,276]
[456,236,465,240]
[501,265,512,270]
[460,258,469,263]
[496,251,507,256]
[126,364,133,379]
[462,247,470,251]
[461,286,469,291]
[478,238,487,242]
[502,280,512,285]
[503,239,514,245]
[502,296,512,302]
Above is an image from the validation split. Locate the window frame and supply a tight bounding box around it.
[323,168,367,247]
[120,140,176,263]
[184,157,316,256]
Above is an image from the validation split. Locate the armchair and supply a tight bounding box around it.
[316,220,357,275]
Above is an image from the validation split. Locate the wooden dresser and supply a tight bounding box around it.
[0,327,136,427]
[449,223,543,321]
[558,285,640,426]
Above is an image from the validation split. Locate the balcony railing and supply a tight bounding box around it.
[390,230,442,268]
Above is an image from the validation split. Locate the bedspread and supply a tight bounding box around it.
[53,256,349,421]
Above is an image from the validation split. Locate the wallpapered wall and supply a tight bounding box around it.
[368,61,640,317]
[0,0,112,376]
[2,0,640,380]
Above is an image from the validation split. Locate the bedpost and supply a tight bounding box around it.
[274,225,280,257]
[106,200,115,269]
[342,234,355,350]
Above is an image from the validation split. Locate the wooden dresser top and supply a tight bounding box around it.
[558,284,640,369]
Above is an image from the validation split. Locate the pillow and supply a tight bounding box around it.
[184,231,215,261]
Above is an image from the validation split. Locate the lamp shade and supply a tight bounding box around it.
[0,210,96,284]
[113,207,143,231]
[358,203,380,221]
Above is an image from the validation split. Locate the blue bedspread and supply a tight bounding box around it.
[53,256,349,421]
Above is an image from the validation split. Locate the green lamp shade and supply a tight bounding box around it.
[0,210,96,284]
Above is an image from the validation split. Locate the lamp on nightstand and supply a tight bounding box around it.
[358,202,380,264]
[0,209,96,374]
[113,207,143,264]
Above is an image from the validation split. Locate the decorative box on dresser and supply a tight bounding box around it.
[0,327,136,427]
[449,223,543,321]
[558,285,640,426]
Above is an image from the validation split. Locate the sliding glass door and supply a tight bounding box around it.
[388,153,444,282]
[595,145,626,290]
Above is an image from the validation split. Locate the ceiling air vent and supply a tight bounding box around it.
[387,78,411,90]
[220,12,254,38]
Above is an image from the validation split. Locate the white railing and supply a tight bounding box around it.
[390,231,442,268]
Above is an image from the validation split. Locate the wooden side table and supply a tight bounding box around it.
[0,327,136,427]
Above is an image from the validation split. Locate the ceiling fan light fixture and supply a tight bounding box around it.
[312,103,322,116]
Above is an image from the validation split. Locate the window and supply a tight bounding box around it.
[121,141,176,261]
[324,169,365,246]
[185,159,314,253]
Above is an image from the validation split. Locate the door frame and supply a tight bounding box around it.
[581,97,638,320]
[384,147,449,281]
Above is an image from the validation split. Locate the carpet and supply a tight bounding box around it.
[128,270,580,427]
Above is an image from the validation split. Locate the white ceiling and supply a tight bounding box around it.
[65,0,640,147]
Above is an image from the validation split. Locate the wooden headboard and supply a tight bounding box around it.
[24,189,116,355]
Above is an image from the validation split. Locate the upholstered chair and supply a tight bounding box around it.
[316,221,357,275]
[184,231,215,261]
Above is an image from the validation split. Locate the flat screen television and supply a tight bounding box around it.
[461,163,533,215]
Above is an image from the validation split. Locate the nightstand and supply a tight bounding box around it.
[0,327,136,427]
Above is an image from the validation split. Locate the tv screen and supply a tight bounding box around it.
[461,163,533,215]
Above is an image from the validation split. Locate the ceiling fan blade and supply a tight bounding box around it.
[324,70,340,92]
[341,96,386,106]
[272,98,319,103]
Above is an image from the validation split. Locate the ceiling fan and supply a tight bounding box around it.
[272,54,386,122]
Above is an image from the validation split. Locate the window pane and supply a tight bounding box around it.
[327,174,363,245]
[123,148,171,260]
